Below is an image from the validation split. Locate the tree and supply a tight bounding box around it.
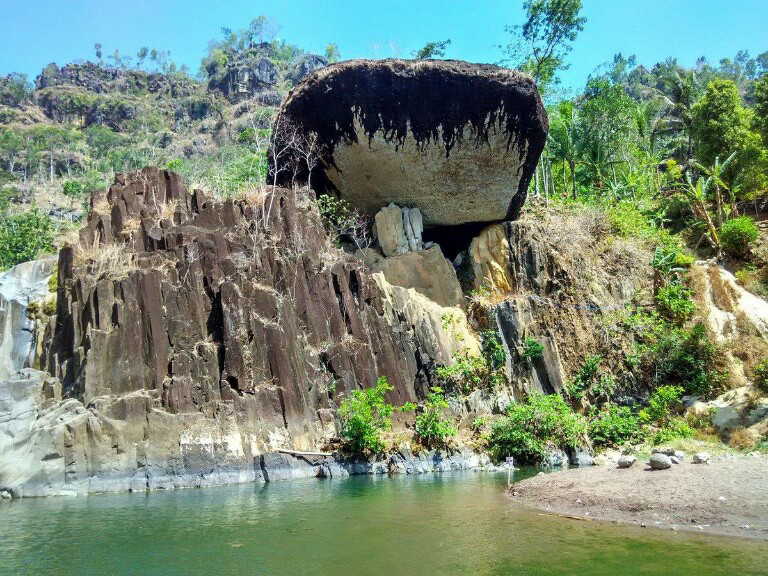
[411,39,451,60]
[501,0,586,94]
[136,47,149,69]
[692,79,750,167]
[325,43,341,64]
[754,74,768,146]
[94,43,103,63]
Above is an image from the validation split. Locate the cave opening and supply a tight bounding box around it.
[422,222,488,261]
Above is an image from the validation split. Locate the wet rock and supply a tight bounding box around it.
[271,59,547,226]
[260,452,318,482]
[649,453,672,470]
[617,455,636,468]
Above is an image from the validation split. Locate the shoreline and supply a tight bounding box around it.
[509,454,768,541]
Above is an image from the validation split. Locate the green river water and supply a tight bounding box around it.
[1,471,767,575]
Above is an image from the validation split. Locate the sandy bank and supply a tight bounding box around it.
[511,454,768,540]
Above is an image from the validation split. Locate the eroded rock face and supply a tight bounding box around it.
[0,167,481,495]
[271,59,548,226]
[0,257,56,380]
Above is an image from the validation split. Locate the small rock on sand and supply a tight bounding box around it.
[617,455,636,468]
[693,452,710,464]
[650,453,672,470]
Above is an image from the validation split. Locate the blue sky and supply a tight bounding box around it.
[1,0,766,93]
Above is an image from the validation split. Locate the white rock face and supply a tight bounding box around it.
[0,257,56,380]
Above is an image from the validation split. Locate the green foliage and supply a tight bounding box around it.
[338,376,394,456]
[482,331,506,371]
[565,354,614,401]
[638,385,683,426]
[324,43,341,64]
[753,359,768,393]
[0,209,54,269]
[435,331,506,394]
[412,387,457,448]
[719,216,759,258]
[502,0,586,93]
[651,417,694,445]
[62,180,84,198]
[692,78,751,167]
[588,404,641,447]
[755,74,768,146]
[489,393,587,464]
[411,39,451,60]
[522,337,544,363]
[655,282,696,323]
[652,323,727,398]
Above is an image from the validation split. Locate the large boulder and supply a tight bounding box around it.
[270,59,548,226]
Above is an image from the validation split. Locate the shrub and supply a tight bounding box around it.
[522,337,544,363]
[337,376,394,456]
[435,333,505,394]
[651,417,693,445]
[565,355,614,401]
[720,216,759,258]
[588,404,641,447]
[412,387,457,448]
[489,393,587,465]
[652,323,727,398]
[62,180,84,198]
[754,359,768,393]
[0,209,54,269]
[655,281,696,323]
[638,385,683,426]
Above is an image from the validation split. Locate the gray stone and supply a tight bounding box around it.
[674,451,685,461]
[649,453,672,470]
[670,456,680,464]
[0,490,11,499]
[370,245,464,309]
[652,447,676,457]
[542,448,568,468]
[374,203,408,256]
[693,452,710,464]
[617,455,636,468]
[259,452,319,482]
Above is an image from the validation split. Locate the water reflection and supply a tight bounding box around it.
[1,472,766,575]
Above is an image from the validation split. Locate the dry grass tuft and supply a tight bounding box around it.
[728,426,758,450]
[74,239,138,281]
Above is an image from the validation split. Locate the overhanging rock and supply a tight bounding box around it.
[270,59,548,227]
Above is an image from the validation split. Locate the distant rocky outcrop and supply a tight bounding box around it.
[271,59,548,226]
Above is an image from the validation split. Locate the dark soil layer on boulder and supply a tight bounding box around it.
[270,59,548,226]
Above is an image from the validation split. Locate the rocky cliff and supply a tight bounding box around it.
[0,167,480,496]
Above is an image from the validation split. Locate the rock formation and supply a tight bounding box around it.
[0,258,56,380]
[0,168,478,496]
[270,59,548,226]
